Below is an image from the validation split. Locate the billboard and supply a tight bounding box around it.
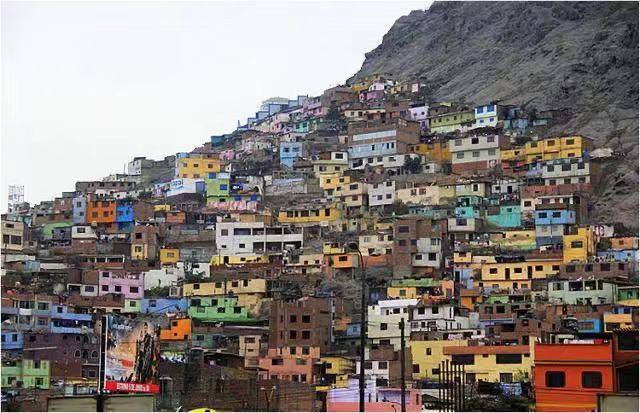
[103,315,164,393]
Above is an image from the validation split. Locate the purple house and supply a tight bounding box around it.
[98,270,144,299]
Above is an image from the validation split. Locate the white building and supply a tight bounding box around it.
[215,221,303,257]
[367,181,396,208]
[368,298,418,350]
[410,303,476,332]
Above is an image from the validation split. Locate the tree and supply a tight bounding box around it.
[403,156,423,174]
[389,200,409,215]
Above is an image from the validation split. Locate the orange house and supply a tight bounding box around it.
[325,253,359,270]
[86,200,117,224]
[258,346,320,383]
[534,340,615,412]
[160,318,191,341]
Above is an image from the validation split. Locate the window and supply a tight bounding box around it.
[129,286,139,293]
[380,323,388,331]
[378,361,388,370]
[496,354,522,364]
[290,315,297,323]
[426,348,432,356]
[545,371,565,387]
[412,364,421,373]
[582,372,602,388]
[451,355,474,365]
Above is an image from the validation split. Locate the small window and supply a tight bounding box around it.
[581,372,602,388]
[545,371,565,388]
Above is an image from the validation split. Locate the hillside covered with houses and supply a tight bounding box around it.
[2,72,639,411]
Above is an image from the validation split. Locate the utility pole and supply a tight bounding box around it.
[400,318,406,412]
[358,250,366,413]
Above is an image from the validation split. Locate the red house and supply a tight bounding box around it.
[534,339,615,412]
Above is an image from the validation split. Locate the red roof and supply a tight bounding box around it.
[443,345,530,355]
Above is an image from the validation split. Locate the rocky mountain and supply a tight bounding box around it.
[350,1,639,229]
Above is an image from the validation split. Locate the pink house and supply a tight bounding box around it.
[258,346,320,383]
[207,199,259,212]
[359,89,385,102]
[219,149,236,162]
[98,270,144,299]
[327,378,423,412]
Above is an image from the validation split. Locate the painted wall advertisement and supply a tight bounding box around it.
[103,315,165,393]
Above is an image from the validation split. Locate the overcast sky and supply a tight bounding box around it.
[1,0,429,210]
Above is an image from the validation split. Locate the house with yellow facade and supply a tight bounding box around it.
[411,339,467,379]
[478,258,562,290]
[562,227,596,263]
[442,342,535,383]
[408,139,451,163]
[277,202,342,226]
[523,136,592,164]
[176,154,222,179]
[159,248,180,265]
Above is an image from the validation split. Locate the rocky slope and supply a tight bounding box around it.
[351,1,639,229]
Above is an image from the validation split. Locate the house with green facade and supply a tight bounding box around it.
[1,359,50,389]
[187,296,250,322]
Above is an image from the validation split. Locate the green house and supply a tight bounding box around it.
[123,299,141,314]
[188,296,249,322]
[1,359,50,389]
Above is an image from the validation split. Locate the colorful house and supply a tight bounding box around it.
[534,340,614,412]
[187,296,250,322]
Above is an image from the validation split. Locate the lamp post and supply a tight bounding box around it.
[345,242,366,412]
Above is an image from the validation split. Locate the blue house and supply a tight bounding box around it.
[598,249,639,263]
[487,206,522,228]
[116,202,134,223]
[280,142,304,168]
[534,209,576,226]
[72,195,87,224]
[1,331,24,350]
[348,141,397,159]
[50,305,94,334]
[454,268,475,289]
[139,298,188,314]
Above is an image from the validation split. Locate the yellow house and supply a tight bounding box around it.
[411,339,467,379]
[489,230,537,250]
[501,148,525,162]
[176,155,221,179]
[323,242,345,255]
[131,244,149,260]
[437,183,456,202]
[183,279,267,296]
[603,311,635,332]
[277,203,342,225]
[320,174,351,191]
[478,259,562,290]
[396,185,440,206]
[183,279,267,315]
[443,342,535,383]
[523,136,592,164]
[210,254,268,266]
[408,141,451,163]
[320,356,354,388]
[154,204,171,213]
[313,159,349,177]
[387,286,419,299]
[563,227,595,263]
[160,248,180,265]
